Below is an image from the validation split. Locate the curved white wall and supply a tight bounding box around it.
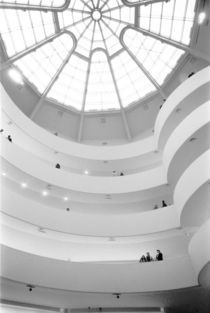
[1,188,179,237]
[0,137,166,194]
[155,66,210,149]
[163,102,210,180]
[188,219,210,280]
[0,222,187,262]
[0,245,197,293]
[174,150,210,224]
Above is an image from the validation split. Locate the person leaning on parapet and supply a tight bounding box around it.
[139,255,146,262]
[145,252,153,262]
[161,200,167,207]
[156,250,163,261]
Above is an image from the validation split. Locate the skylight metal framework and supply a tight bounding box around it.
[0,0,70,11]
[122,0,169,6]
[0,0,199,121]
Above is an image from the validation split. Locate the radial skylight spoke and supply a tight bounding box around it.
[102,15,131,26]
[67,8,90,14]
[80,0,92,11]
[96,0,100,9]
[99,0,109,11]
[102,5,124,14]
[85,50,121,111]
[98,20,131,139]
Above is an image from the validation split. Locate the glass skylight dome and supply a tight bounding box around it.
[0,0,197,112]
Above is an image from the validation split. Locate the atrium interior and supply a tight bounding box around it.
[0,0,210,313]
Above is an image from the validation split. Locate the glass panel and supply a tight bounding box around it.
[15,33,74,93]
[85,51,120,111]
[48,54,88,111]
[123,28,185,85]
[0,9,55,57]
[0,0,197,112]
[139,0,196,45]
[111,50,155,107]
[0,0,67,8]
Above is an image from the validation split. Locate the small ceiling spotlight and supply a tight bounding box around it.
[26,284,35,292]
[46,184,52,190]
[112,293,121,299]
[84,170,89,175]
[198,12,206,24]
[63,196,69,202]
[21,182,27,188]
[189,137,197,143]
[8,68,24,85]
[38,227,46,233]
[2,172,6,176]
[42,190,48,197]
[175,107,182,113]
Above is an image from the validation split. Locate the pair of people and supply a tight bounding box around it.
[139,250,163,263]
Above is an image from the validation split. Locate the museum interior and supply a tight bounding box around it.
[0,0,209,312]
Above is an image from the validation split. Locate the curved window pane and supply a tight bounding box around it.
[123,28,184,85]
[0,0,67,8]
[85,51,120,111]
[48,54,88,111]
[139,0,196,45]
[0,8,55,57]
[111,50,155,107]
[14,33,74,93]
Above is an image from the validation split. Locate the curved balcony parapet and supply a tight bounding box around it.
[174,151,210,226]
[163,102,210,184]
[1,188,179,237]
[154,66,210,150]
[188,219,210,282]
[1,83,155,161]
[0,245,197,293]
[0,137,166,194]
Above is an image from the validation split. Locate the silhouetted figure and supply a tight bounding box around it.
[145,252,153,262]
[55,163,61,169]
[112,170,117,176]
[162,200,167,207]
[7,135,12,142]
[120,172,124,176]
[156,250,163,261]
[188,72,195,78]
[139,255,146,262]
[153,204,158,210]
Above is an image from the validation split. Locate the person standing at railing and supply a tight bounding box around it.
[156,250,163,261]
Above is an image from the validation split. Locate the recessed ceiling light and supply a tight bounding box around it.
[84,170,89,175]
[38,227,46,233]
[189,137,197,142]
[63,196,68,201]
[198,12,206,24]
[8,68,24,85]
[21,182,27,188]
[2,172,6,176]
[42,190,48,196]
